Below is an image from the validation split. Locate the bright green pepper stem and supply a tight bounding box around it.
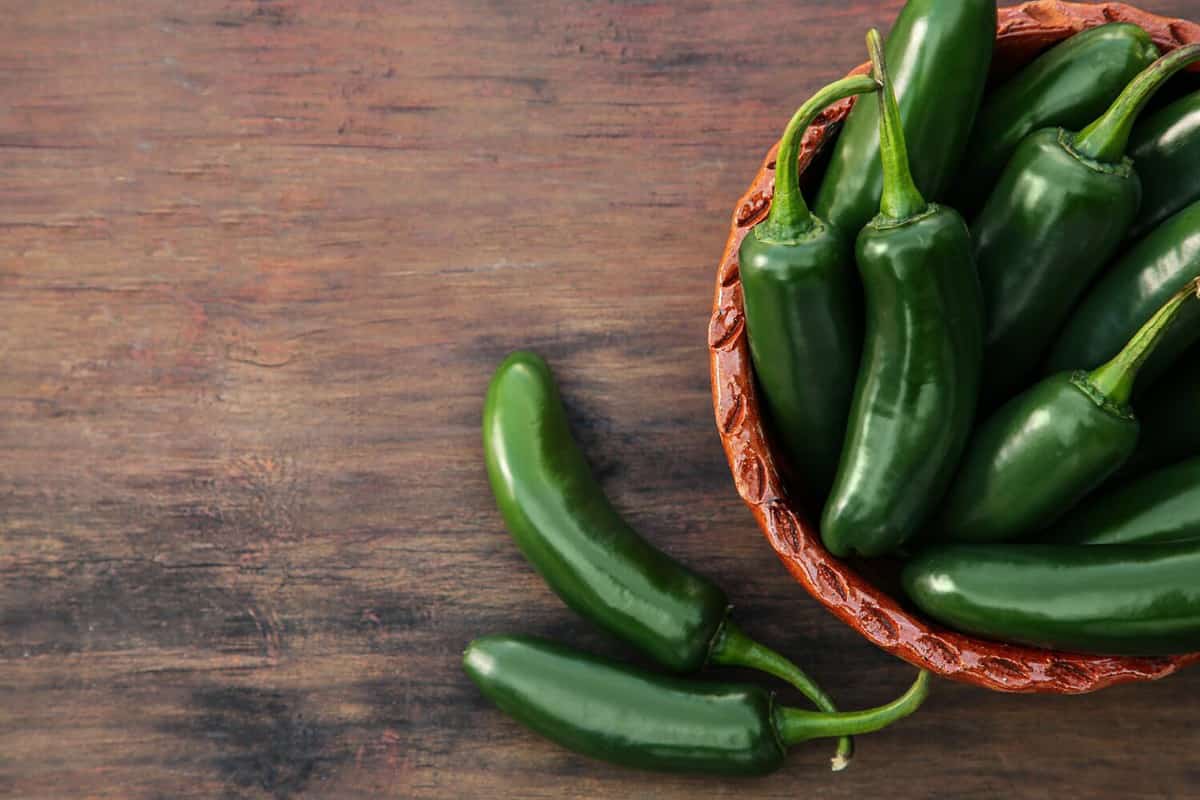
[710,621,853,770]
[775,670,931,746]
[868,28,927,222]
[1072,44,1200,163]
[1089,277,1200,406]
[758,74,879,242]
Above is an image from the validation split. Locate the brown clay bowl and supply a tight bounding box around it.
[709,1,1200,693]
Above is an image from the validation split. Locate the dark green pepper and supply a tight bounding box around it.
[972,45,1200,401]
[1046,199,1200,387]
[903,542,1200,656]
[1129,89,1200,241]
[935,278,1200,544]
[821,30,982,558]
[813,0,994,235]
[1048,458,1200,545]
[1121,344,1200,478]
[463,635,930,776]
[483,351,855,766]
[740,75,878,499]
[954,23,1158,217]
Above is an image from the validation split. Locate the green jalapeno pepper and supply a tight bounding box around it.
[740,75,878,500]
[1048,458,1200,546]
[463,635,931,776]
[1121,344,1200,478]
[1047,199,1200,387]
[821,30,982,558]
[972,45,1200,402]
[813,0,994,236]
[1129,89,1200,241]
[954,23,1158,217]
[903,542,1200,656]
[483,351,855,767]
[935,278,1200,544]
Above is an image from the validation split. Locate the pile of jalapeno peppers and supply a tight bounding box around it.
[740,2,1200,658]
[467,0,1200,776]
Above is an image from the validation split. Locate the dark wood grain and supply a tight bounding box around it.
[1,2,1198,798]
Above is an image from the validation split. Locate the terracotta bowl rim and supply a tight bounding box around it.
[709,0,1200,693]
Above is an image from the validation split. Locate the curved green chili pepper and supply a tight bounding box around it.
[954,23,1158,217]
[483,350,855,767]
[935,278,1200,544]
[972,45,1200,402]
[1046,198,1200,386]
[813,0,994,236]
[1129,89,1200,241]
[1048,458,1200,546]
[821,30,982,558]
[740,75,878,500]
[903,542,1200,656]
[1121,344,1200,478]
[463,635,931,776]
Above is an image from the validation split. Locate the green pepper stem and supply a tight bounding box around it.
[757,74,879,242]
[710,621,854,770]
[1089,277,1200,405]
[1072,44,1200,163]
[775,669,931,746]
[868,28,926,222]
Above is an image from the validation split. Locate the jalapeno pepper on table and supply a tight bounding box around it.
[934,278,1200,544]
[971,45,1200,402]
[1046,199,1200,387]
[1128,89,1200,241]
[953,23,1159,216]
[463,636,930,776]
[902,542,1200,656]
[821,30,982,559]
[740,74,878,500]
[483,351,856,767]
[1048,458,1200,546]
[813,0,994,236]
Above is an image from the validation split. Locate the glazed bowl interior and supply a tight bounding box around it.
[709,0,1200,693]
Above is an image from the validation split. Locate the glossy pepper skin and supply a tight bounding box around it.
[1049,458,1200,545]
[1121,346,1200,478]
[936,279,1200,544]
[934,372,1139,543]
[972,45,1200,402]
[813,0,994,236]
[1046,199,1200,387]
[484,351,726,672]
[463,635,931,776]
[1129,89,1200,241]
[954,23,1158,217]
[822,31,982,558]
[741,75,878,500]
[971,128,1141,400]
[483,351,856,766]
[903,542,1200,655]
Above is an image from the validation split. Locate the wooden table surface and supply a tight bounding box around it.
[3,1,1199,797]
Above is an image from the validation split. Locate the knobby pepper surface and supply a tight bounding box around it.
[935,278,1200,544]
[821,30,982,558]
[483,351,855,766]
[740,74,878,501]
[954,23,1158,216]
[971,44,1200,402]
[463,635,930,776]
[814,0,994,236]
